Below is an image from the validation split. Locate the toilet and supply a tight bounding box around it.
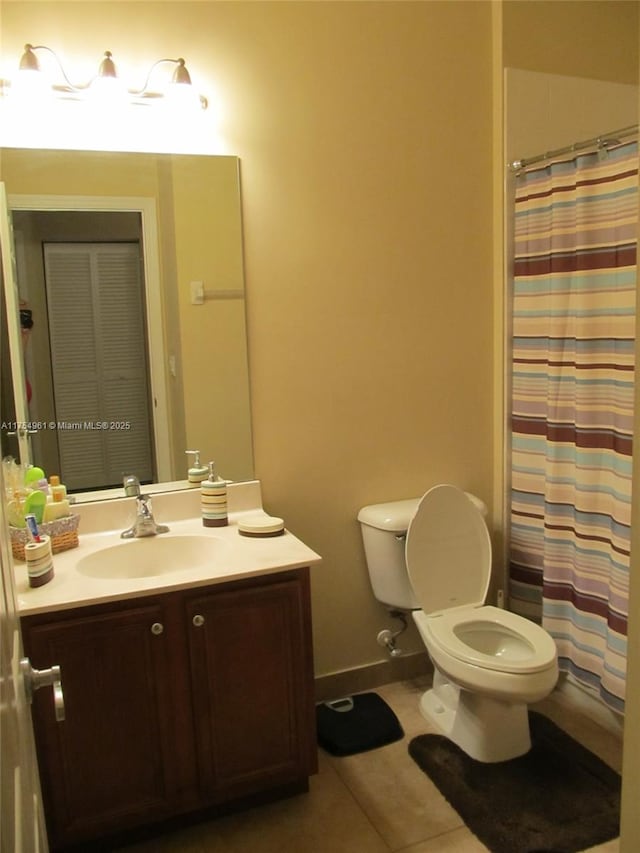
[358,484,558,762]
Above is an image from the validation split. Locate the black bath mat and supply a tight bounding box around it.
[316,692,404,756]
[408,711,620,853]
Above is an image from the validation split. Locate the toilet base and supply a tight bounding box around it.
[419,669,532,762]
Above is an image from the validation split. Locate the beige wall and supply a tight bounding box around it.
[238,1,495,672]
[504,0,639,84]
[1,1,495,674]
[506,69,638,164]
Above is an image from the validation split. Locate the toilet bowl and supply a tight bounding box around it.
[358,484,558,762]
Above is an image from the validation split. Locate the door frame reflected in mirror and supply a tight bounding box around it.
[7,192,173,486]
[0,183,31,467]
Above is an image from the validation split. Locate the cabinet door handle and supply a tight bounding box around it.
[192,614,205,627]
[20,657,65,722]
[150,622,164,635]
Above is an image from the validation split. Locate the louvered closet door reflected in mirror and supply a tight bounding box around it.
[43,242,154,491]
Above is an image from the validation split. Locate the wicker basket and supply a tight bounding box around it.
[10,514,80,562]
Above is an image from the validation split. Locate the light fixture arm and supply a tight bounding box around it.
[130,57,188,95]
[21,43,83,92]
[128,56,207,109]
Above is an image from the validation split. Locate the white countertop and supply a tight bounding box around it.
[15,482,322,617]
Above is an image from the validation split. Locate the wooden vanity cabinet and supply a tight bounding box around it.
[21,568,317,851]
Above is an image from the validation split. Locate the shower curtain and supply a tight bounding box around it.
[509,139,638,713]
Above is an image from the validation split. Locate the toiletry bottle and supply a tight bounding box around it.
[25,465,49,493]
[24,465,46,488]
[201,462,228,527]
[49,475,67,502]
[24,489,47,524]
[43,497,71,522]
[185,450,208,485]
[8,491,26,528]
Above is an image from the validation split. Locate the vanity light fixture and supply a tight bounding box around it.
[1,43,208,110]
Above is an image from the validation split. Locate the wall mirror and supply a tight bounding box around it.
[0,147,254,501]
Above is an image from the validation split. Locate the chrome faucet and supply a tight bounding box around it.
[121,476,169,539]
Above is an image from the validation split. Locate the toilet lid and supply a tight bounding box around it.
[406,484,491,615]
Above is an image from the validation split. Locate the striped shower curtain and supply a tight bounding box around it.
[509,140,638,713]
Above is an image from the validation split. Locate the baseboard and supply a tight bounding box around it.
[314,652,431,703]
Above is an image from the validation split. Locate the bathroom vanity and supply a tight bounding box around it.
[16,484,321,851]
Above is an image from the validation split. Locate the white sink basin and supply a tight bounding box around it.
[76,535,226,579]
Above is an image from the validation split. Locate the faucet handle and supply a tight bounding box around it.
[123,474,141,497]
[136,494,152,517]
[120,491,169,538]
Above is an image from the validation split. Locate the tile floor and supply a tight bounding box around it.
[120,677,623,853]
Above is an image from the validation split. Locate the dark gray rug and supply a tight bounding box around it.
[408,711,620,853]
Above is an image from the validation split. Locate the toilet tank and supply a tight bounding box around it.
[357,498,421,610]
[357,491,489,611]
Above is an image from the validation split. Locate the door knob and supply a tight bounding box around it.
[20,657,65,722]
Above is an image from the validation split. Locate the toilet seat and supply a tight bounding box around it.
[424,605,558,674]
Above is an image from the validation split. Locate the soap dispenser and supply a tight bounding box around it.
[185,450,208,485]
[201,462,228,527]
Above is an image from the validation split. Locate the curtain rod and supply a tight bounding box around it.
[508,123,638,173]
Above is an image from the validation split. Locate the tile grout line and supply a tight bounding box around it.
[392,825,487,853]
[320,748,396,852]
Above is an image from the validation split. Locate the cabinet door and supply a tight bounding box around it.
[186,571,317,801]
[23,600,184,849]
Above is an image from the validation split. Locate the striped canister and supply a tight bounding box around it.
[25,535,55,587]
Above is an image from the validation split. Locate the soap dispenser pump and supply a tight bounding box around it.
[201,461,228,527]
[185,450,208,485]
